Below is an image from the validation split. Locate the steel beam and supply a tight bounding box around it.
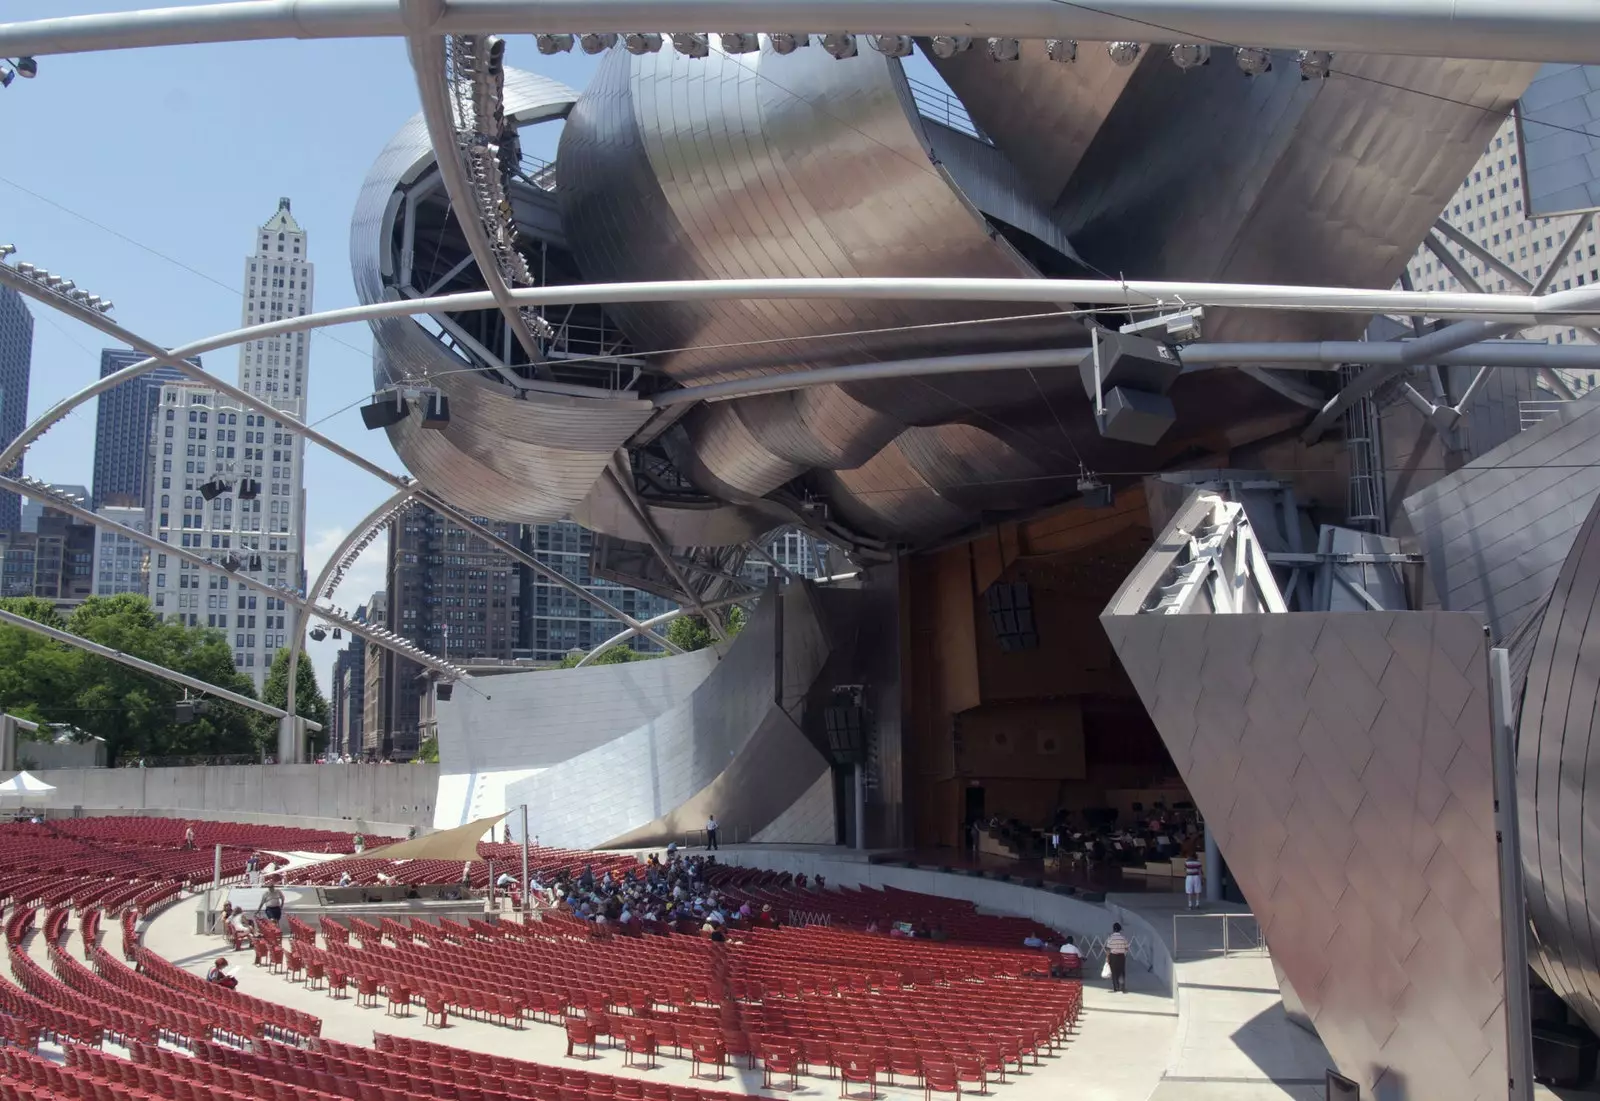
[7,0,1600,64]
[0,607,312,728]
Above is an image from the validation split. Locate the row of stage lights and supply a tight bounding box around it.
[0,245,114,314]
[532,33,1333,78]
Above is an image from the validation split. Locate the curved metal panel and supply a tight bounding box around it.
[503,583,832,849]
[1517,491,1600,1038]
[350,68,653,523]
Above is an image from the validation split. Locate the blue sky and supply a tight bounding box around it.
[2,2,603,692]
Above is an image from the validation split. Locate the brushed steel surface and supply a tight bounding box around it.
[1402,393,1600,642]
[1517,491,1600,1039]
[350,67,654,523]
[503,582,832,849]
[1103,490,1508,1101]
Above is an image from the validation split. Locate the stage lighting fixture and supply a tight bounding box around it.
[578,33,617,54]
[1106,41,1141,66]
[0,69,13,90]
[870,35,913,57]
[421,391,451,430]
[0,245,14,259]
[987,37,1020,61]
[768,33,810,54]
[821,34,858,59]
[623,32,663,54]
[670,32,710,57]
[1235,46,1272,75]
[1170,43,1210,69]
[1297,49,1333,79]
[13,58,36,79]
[360,389,409,430]
[929,36,971,59]
[1046,39,1077,63]
[720,33,760,53]
[534,34,574,54]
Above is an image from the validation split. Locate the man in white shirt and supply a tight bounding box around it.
[705,814,720,851]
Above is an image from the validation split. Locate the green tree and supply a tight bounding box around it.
[664,615,715,653]
[556,644,646,669]
[263,647,331,752]
[416,736,440,763]
[0,597,84,730]
[67,594,266,764]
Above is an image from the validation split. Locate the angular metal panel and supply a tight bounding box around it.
[1402,393,1600,641]
[1517,492,1600,1037]
[1102,490,1507,1101]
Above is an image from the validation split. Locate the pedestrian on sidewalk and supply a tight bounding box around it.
[1105,923,1129,993]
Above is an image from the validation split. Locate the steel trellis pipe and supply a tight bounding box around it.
[6,0,1600,64]
[0,473,468,682]
[0,607,312,728]
[0,266,680,656]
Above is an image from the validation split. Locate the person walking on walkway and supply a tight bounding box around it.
[1105,922,1130,993]
[705,814,720,851]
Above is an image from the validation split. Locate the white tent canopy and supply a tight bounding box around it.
[0,771,55,803]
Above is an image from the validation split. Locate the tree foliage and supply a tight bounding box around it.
[262,647,331,752]
[0,594,268,764]
[556,644,648,669]
[416,736,440,763]
[664,605,747,653]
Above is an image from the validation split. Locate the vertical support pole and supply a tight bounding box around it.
[520,804,530,914]
[1204,826,1222,903]
[212,843,222,891]
[0,714,16,771]
[855,763,867,851]
[1489,646,1535,1101]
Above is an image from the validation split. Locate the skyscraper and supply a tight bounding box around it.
[143,200,313,690]
[92,349,193,509]
[0,286,34,532]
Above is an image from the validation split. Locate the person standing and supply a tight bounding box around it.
[257,882,285,930]
[1184,851,1204,910]
[1105,923,1129,993]
[183,826,196,850]
[705,814,719,851]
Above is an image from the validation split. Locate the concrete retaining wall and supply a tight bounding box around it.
[14,764,439,833]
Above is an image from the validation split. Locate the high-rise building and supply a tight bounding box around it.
[361,590,397,758]
[0,505,96,610]
[143,202,312,690]
[0,286,34,533]
[91,506,151,597]
[524,521,673,662]
[744,529,831,584]
[1402,115,1600,397]
[92,349,194,510]
[330,633,366,760]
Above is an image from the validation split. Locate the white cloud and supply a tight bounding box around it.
[301,524,388,699]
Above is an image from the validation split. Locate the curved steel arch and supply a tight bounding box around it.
[283,488,416,724]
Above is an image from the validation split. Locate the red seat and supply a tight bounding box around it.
[690,1037,725,1081]
[923,1063,960,1101]
[564,1018,596,1060]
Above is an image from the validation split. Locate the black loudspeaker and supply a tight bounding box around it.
[421,392,451,430]
[985,581,1039,652]
[825,704,866,764]
[1078,331,1183,398]
[360,391,409,430]
[436,683,454,702]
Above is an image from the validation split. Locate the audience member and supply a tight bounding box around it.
[207,958,238,990]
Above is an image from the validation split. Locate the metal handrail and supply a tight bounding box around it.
[1172,911,1266,960]
[905,77,990,144]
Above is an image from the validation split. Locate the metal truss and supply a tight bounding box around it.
[1135,494,1287,615]
[4,1,1599,65]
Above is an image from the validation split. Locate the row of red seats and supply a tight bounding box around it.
[131,946,320,1039]
[0,962,104,1047]
[42,816,392,854]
